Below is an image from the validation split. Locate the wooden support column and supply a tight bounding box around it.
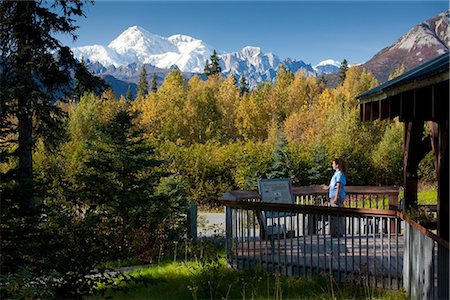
[403,121,431,212]
[429,120,449,241]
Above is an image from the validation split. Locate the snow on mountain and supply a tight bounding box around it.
[109,26,178,56]
[73,25,213,73]
[313,59,341,75]
[393,24,446,53]
[73,25,338,89]
[71,45,123,67]
[218,46,317,87]
[430,10,450,46]
[167,34,214,73]
[315,59,340,67]
[220,46,281,74]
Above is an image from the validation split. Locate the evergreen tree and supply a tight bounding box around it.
[338,59,349,85]
[151,73,158,93]
[137,65,149,99]
[126,85,133,101]
[0,0,100,213]
[79,108,163,219]
[266,131,293,179]
[308,143,330,185]
[204,59,211,76]
[204,49,221,76]
[239,75,249,96]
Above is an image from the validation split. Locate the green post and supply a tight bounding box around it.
[188,203,197,242]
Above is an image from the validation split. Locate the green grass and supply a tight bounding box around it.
[96,257,407,300]
[417,186,437,205]
[398,184,437,205]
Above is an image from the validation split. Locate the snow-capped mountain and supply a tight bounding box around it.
[220,47,318,87]
[73,25,213,73]
[220,46,280,74]
[313,59,341,75]
[71,45,123,67]
[73,26,328,89]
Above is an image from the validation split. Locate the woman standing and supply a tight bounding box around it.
[323,158,347,237]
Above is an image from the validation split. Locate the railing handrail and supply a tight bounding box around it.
[294,185,400,196]
[220,199,399,217]
[220,186,399,201]
[398,212,449,249]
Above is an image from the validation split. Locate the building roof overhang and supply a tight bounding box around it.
[358,52,449,122]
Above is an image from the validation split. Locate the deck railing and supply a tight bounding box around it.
[401,213,449,299]
[222,200,403,289]
[222,186,400,210]
[220,187,449,298]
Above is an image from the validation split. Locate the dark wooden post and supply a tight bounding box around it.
[403,120,432,213]
[389,192,399,234]
[429,120,449,241]
[403,121,420,212]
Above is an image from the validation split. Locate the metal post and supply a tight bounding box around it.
[188,203,197,243]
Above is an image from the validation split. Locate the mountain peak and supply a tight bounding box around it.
[127,25,148,33]
[241,46,262,56]
[361,9,448,83]
[108,26,177,56]
[315,59,341,67]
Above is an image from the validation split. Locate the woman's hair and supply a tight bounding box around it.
[333,158,347,174]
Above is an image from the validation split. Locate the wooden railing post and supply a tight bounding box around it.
[389,192,400,234]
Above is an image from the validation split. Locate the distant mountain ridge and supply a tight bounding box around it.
[73,26,338,91]
[74,10,449,95]
[361,10,449,83]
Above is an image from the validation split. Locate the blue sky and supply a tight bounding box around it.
[60,1,448,65]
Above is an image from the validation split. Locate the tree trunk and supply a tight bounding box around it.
[16,1,34,212]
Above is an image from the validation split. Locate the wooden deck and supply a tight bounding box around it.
[228,234,403,288]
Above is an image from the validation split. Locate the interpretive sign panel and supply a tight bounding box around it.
[257,178,295,235]
[258,178,295,204]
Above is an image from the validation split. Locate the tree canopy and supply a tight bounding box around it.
[204,49,222,77]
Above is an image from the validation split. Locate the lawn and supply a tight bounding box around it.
[398,184,437,205]
[96,253,407,299]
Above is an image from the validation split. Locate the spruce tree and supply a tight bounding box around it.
[0,0,107,290]
[0,0,101,213]
[266,131,293,179]
[126,85,133,101]
[79,109,163,219]
[239,75,249,96]
[204,49,221,76]
[204,59,211,76]
[338,59,349,85]
[137,65,149,99]
[151,73,158,93]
